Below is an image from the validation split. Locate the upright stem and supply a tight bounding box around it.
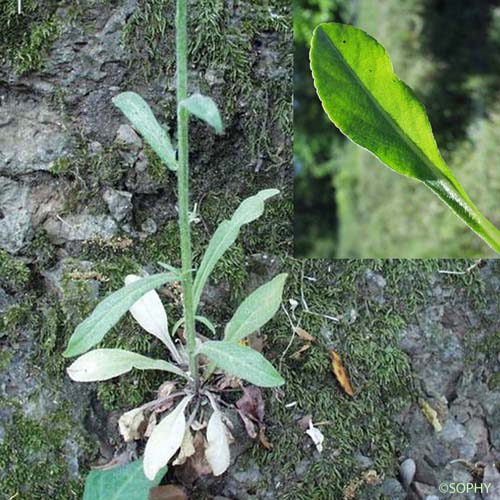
[176,0,197,380]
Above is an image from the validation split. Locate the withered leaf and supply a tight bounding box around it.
[118,407,147,442]
[237,410,257,438]
[205,410,231,476]
[175,431,212,485]
[173,429,196,466]
[305,420,324,453]
[214,373,241,391]
[258,427,272,450]
[330,350,354,397]
[248,332,265,353]
[157,381,176,398]
[144,412,157,438]
[149,485,187,500]
[236,387,265,423]
[290,343,312,360]
[294,327,315,342]
[236,387,265,439]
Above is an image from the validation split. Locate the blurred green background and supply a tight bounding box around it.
[294,0,500,257]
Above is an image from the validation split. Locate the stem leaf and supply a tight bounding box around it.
[310,22,500,253]
[180,93,224,134]
[193,189,279,309]
[63,273,178,358]
[197,340,284,387]
[224,273,287,343]
[112,91,177,171]
[67,348,186,382]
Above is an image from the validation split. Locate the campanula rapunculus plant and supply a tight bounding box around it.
[63,1,286,494]
[310,23,500,254]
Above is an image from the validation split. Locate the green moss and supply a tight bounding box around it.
[0,249,30,289]
[488,370,500,391]
[50,156,71,176]
[0,0,61,75]
[0,350,12,371]
[0,401,94,499]
[0,302,33,334]
[51,136,128,214]
[25,228,58,272]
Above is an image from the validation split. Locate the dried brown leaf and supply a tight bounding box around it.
[157,381,177,398]
[173,429,196,466]
[294,327,315,342]
[118,407,147,442]
[248,332,266,353]
[149,485,187,500]
[214,373,241,391]
[258,427,272,450]
[144,412,157,438]
[331,350,354,397]
[236,387,265,424]
[290,343,312,360]
[175,431,212,484]
[237,409,258,438]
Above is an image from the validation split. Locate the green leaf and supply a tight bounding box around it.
[83,459,165,500]
[112,91,177,171]
[193,189,279,309]
[63,273,178,358]
[225,273,287,343]
[67,348,186,382]
[180,93,223,134]
[197,341,284,387]
[310,23,500,254]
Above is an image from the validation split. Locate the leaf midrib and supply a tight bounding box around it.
[316,27,448,185]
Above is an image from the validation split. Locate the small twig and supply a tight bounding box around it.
[279,304,300,370]
[299,263,340,322]
[438,259,483,275]
[56,214,75,229]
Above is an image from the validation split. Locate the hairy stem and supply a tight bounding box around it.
[176,0,198,381]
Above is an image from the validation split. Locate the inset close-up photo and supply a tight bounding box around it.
[295,0,500,258]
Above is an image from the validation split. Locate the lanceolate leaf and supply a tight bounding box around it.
[224,273,287,343]
[63,273,178,358]
[67,349,186,382]
[83,459,165,500]
[197,341,284,387]
[180,94,224,134]
[143,395,193,480]
[112,92,177,171]
[310,23,500,253]
[193,189,279,310]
